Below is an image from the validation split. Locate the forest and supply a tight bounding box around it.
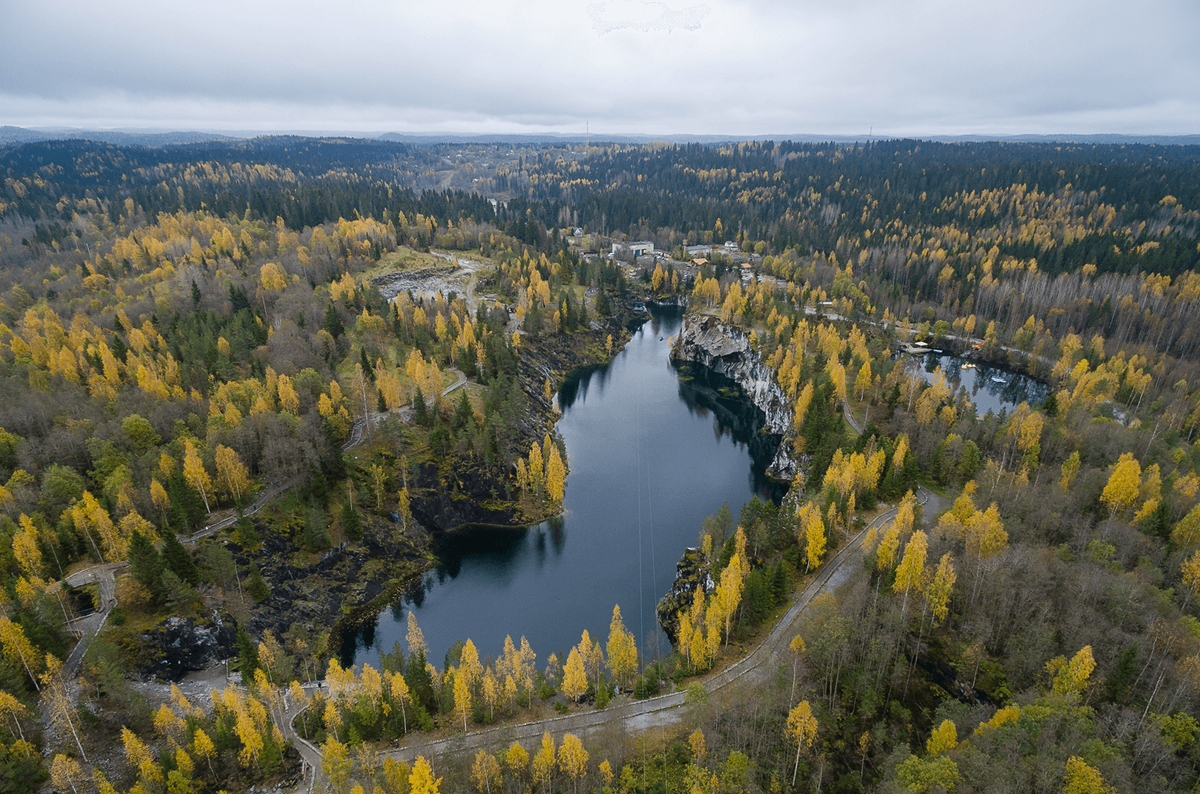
[1,134,1199,793]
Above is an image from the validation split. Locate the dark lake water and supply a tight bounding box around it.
[902,352,1048,417]
[347,307,782,670]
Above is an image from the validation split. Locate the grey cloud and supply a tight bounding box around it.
[0,0,1197,136]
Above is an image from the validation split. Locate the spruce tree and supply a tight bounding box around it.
[236,628,260,677]
[412,386,430,427]
[161,532,201,586]
[360,347,375,381]
[323,303,344,338]
[128,530,163,601]
[342,501,362,541]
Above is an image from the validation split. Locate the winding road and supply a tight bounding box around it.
[61,562,127,676]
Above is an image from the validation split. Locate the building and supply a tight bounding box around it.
[611,241,655,257]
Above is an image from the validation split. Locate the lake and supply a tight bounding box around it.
[901,351,1049,417]
[347,307,782,670]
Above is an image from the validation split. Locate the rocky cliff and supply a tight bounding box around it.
[672,314,798,481]
[655,547,713,646]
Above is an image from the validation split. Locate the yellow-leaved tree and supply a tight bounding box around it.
[1048,645,1095,698]
[453,668,472,734]
[558,733,589,792]
[1063,755,1114,794]
[1100,452,1141,518]
[893,531,928,619]
[471,750,502,794]
[925,553,957,626]
[410,755,442,794]
[532,732,556,791]
[562,647,587,700]
[1060,451,1081,491]
[606,605,638,689]
[214,444,250,503]
[795,501,825,572]
[182,439,212,514]
[545,443,566,503]
[1182,551,1200,608]
[787,701,818,786]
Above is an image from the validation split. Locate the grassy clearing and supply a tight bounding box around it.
[360,246,453,280]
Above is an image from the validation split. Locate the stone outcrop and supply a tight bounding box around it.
[655,547,713,646]
[672,314,798,481]
[137,610,238,681]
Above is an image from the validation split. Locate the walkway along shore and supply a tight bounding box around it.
[278,486,932,787]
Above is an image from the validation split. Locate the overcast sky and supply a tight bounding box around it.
[2,0,1198,137]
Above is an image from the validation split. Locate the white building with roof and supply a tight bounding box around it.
[611,241,655,257]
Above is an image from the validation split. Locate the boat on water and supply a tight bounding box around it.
[991,375,1006,384]
[961,362,976,370]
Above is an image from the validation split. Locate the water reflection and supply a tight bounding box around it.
[902,352,1048,417]
[674,363,788,501]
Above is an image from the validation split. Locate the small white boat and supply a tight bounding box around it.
[961,362,976,370]
[991,375,1006,384]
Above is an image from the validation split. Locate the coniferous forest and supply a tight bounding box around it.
[2,135,1200,793]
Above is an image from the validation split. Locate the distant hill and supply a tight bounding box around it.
[378,131,1200,146]
[3,125,1197,149]
[920,133,1200,146]
[0,126,238,146]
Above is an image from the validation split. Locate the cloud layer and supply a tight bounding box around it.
[2,0,1197,136]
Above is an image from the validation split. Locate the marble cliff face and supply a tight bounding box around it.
[673,314,798,482]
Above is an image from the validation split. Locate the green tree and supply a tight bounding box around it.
[128,529,163,599]
[122,414,160,455]
[246,564,271,603]
[896,754,961,793]
[342,501,362,541]
[161,532,200,586]
[236,629,260,678]
[322,303,344,338]
[160,569,197,612]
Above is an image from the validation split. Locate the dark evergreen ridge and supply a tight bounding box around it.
[507,139,1200,277]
